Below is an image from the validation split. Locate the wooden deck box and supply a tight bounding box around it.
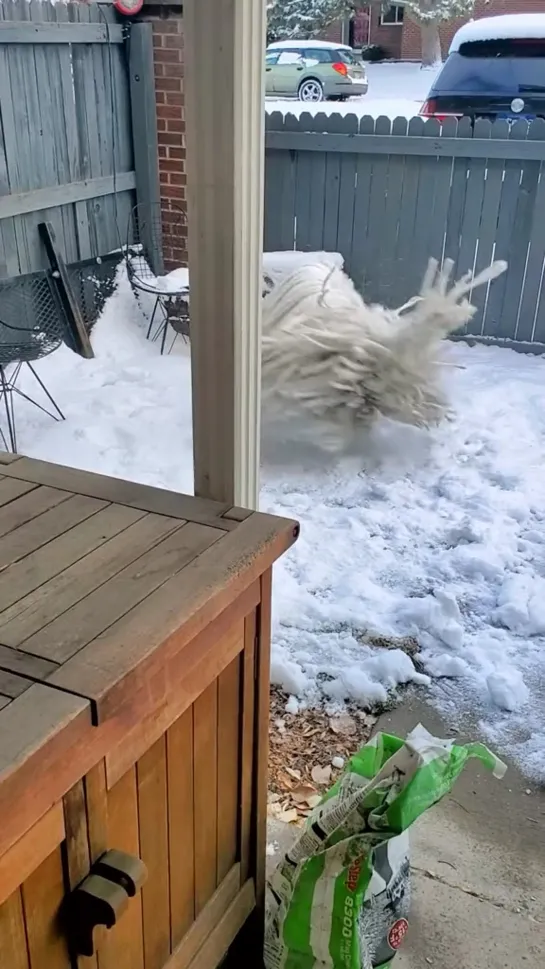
[0,455,298,969]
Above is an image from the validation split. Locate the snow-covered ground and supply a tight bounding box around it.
[266,62,440,120]
[12,268,545,780]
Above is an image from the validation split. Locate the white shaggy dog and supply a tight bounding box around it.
[261,257,507,453]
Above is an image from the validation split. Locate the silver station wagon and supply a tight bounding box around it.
[266,40,368,102]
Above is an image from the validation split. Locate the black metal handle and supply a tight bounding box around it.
[64,874,129,957]
[93,849,147,897]
[64,849,148,956]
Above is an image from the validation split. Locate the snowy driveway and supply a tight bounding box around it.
[13,274,545,780]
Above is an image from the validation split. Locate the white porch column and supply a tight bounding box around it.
[184,0,266,509]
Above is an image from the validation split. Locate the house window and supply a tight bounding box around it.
[380,4,404,25]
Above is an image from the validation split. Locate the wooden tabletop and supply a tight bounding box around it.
[0,452,298,727]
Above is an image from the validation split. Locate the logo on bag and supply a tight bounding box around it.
[346,858,362,893]
[388,918,409,950]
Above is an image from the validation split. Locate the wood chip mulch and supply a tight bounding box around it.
[267,686,377,825]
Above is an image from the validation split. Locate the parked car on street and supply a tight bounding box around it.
[266,40,368,102]
[421,14,545,123]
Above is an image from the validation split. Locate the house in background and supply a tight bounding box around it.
[324,0,545,61]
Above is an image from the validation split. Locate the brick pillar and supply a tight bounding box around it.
[141,5,187,269]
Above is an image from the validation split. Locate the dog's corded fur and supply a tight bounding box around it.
[261,257,507,452]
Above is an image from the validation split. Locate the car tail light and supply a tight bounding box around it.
[332,62,348,77]
[420,99,462,122]
[420,99,436,117]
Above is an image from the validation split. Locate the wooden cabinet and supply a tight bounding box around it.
[0,455,298,969]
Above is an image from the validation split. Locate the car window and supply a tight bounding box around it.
[277,50,304,65]
[459,38,545,58]
[334,48,359,65]
[266,51,280,65]
[434,40,545,94]
[301,48,333,64]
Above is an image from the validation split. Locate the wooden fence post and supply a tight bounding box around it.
[127,22,162,273]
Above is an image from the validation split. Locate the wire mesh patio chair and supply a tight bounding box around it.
[0,273,65,453]
[124,201,190,354]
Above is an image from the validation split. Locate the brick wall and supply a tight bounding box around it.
[367,7,403,58]
[144,9,187,269]
[401,0,545,61]
[320,21,344,42]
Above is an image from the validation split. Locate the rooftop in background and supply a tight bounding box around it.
[450,13,545,53]
[267,39,352,50]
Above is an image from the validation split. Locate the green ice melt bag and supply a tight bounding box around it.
[264,723,506,969]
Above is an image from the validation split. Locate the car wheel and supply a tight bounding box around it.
[298,79,324,102]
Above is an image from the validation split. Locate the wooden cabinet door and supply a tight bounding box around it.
[95,608,262,969]
[0,587,270,969]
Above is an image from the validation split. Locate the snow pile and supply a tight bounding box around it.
[156,267,189,294]
[17,270,195,496]
[263,250,343,288]
[153,257,343,298]
[450,13,545,52]
[9,266,545,779]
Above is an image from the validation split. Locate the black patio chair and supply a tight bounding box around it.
[124,201,190,355]
[0,273,65,453]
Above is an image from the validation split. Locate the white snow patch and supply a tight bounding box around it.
[285,695,301,715]
[263,250,343,285]
[487,670,530,713]
[9,263,545,781]
[156,267,189,294]
[495,575,545,636]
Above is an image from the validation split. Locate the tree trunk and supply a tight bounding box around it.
[420,21,442,67]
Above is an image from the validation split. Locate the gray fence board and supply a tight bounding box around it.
[0,21,124,42]
[293,119,313,252]
[266,129,545,161]
[375,117,406,301]
[322,148,341,253]
[532,252,545,345]
[336,148,358,276]
[408,119,442,302]
[392,118,421,306]
[305,113,330,250]
[518,171,545,343]
[265,112,545,351]
[469,121,507,330]
[351,114,376,296]
[456,120,489,334]
[0,0,158,276]
[500,134,539,341]
[0,173,136,219]
[427,118,455,276]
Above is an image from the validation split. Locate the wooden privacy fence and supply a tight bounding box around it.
[265,112,545,351]
[0,0,160,278]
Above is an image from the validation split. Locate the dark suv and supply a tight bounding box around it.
[421,15,545,123]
